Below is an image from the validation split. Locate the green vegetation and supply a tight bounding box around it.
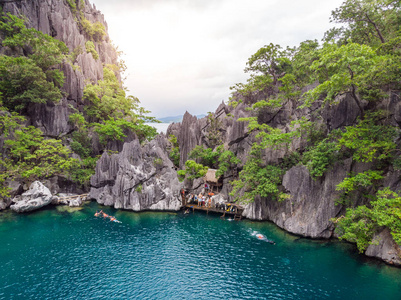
[230,146,288,203]
[334,188,401,252]
[177,160,208,184]
[188,145,223,168]
[83,65,157,143]
[0,13,67,112]
[65,0,106,42]
[81,18,106,42]
[135,184,143,193]
[0,110,80,196]
[302,137,341,178]
[215,150,240,178]
[153,158,163,167]
[0,12,158,197]
[205,112,223,148]
[225,0,401,250]
[85,41,99,60]
[167,135,180,167]
[187,145,240,180]
[66,0,77,14]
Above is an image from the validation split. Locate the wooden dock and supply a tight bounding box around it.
[183,204,243,220]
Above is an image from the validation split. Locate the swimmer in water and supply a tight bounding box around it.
[256,234,275,244]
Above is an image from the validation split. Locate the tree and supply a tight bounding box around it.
[334,188,401,252]
[303,42,399,118]
[188,145,223,168]
[0,13,67,112]
[177,160,208,188]
[216,150,240,178]
[0,56,63,112]
[0,13,68,81]
[230,146,287,203]
[4,125,79,183]
[245,43,292,85]
[326,0,401,46]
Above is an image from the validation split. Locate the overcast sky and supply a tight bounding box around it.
[91,0,344,118]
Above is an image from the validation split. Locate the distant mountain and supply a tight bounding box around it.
[158,114,206,123]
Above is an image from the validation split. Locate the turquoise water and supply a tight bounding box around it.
[1,203,401,299]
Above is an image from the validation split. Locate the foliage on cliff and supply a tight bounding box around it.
[66,0,106,42]
[0,11,158,195]
[228,0,401,249]
[167,134,180,167]
[334,188,401,253]
[0,110,81,197]
[0,13,68,112]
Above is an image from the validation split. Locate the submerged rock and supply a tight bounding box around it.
[10,181,53,213]
[89,136,183,211]
[56,206,84,213]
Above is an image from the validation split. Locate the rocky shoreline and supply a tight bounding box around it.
[0,0,400,268]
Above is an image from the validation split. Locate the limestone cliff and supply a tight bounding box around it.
[89,135,182,211]
[1,0,118,137]
[164,93,401,266]
[0,0,133,202]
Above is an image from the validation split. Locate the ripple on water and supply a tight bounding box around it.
[1,203,401,299]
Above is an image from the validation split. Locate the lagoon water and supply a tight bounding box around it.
[1,202,401,300]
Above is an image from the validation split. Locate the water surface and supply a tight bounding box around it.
[1,202,401,299]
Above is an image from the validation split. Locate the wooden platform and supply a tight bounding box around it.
[183,204,243,220]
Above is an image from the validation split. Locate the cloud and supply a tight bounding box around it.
[92,0,343,117]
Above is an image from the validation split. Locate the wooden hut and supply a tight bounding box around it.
[204,169,222,192]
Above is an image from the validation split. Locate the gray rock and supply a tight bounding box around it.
[2,0,120,137]
[89,136,183,211]
[69,196,83,207]
[242,164,347,238]
[10,181,53,213]
[365,228,401,266]
[0,179,23,211]
[177,111,204,168]
[322,93,362,131]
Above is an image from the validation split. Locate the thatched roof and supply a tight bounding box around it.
[204,169,219,184]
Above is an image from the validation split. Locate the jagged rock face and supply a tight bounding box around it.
[243,164,349,238]
[89,136,183,211]
[2,0,119,137]
[167,111,207,168]
[365,228,401,266]
[169,94,401,265]
[242,161,378,238]
[178,112,203,167]
[321,93,361,131]
[10,181,53,213]
[0,179,23,211]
